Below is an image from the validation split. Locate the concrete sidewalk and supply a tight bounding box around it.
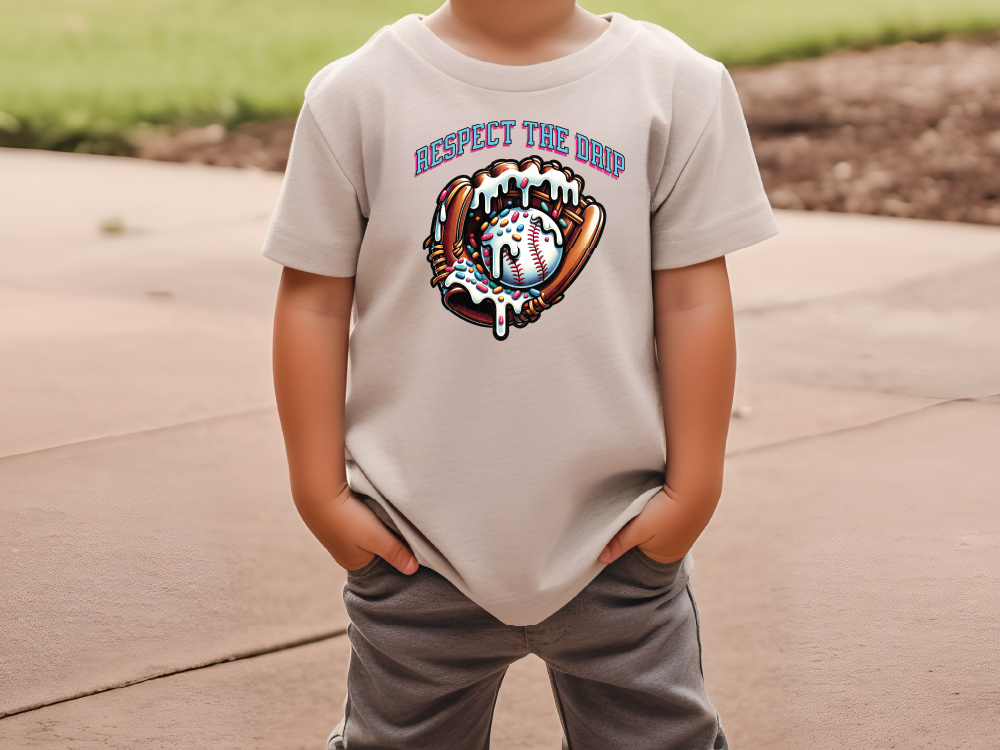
[1,148,998,749]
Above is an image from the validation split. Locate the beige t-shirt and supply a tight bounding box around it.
[262,13,778,625]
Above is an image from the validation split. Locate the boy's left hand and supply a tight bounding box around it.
[598,488,704,565]
[598,259,736,566]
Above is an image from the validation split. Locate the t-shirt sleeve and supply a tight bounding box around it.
[650,68,779,270]
[261,102,366,277]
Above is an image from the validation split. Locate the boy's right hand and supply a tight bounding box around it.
[299,485,419,575]
[272,270,417,576]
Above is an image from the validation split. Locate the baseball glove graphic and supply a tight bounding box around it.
[424,156,605,340]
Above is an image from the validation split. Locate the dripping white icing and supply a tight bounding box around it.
[433,199,448,242]
[481,208,563,286]
[470,163,580,215]
[443,266,531,339]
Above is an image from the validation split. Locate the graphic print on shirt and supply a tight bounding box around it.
[424,156,605,341]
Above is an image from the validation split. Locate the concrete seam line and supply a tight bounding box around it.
[0,627,348,720]
[725,392,1000,459]
[0,405,277,463]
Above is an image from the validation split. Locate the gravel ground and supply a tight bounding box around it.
[134,34,1000,226]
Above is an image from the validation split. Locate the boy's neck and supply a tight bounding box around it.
[422,0,609,66]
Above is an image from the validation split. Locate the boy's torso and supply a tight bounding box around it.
[263,14,770,625]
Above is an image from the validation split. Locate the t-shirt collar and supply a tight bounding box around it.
[391,12,636,92]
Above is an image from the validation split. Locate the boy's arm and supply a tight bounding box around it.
[273,267,418,574]
[600,256,736,564]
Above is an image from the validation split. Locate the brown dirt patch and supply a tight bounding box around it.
[133,118,295,172]
[736,33,1000,226]
[135,34,1000,226]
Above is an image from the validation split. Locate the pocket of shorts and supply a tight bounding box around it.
[346,555,382,578]
[612,547,688,595]
[634,547,685,572]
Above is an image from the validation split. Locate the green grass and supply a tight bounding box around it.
[2,0,999,153]
[596,0,1000,65]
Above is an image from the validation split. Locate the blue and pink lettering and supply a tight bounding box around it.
[457,127,472,157]
[554,126,570,155]
[430,139,444,168]
[612,150,625,178]
[487,121,501,148]
[414,122,625,179]
[414,146,430,177]
[522,121,539,147]
[499,120,516,145]
[574,132,625,178]
[443,132,457,161]
[472,124,486,151]
[539,123,554,151]
[589,139,605,172]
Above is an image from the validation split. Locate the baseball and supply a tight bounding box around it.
[480,207,564,289]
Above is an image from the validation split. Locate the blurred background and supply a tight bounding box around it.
[1,2,999,749]
[2,0,1000,222]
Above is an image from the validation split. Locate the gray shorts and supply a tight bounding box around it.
[329,547,727,750]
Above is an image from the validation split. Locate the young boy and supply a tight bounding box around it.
[264,1,777,747]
